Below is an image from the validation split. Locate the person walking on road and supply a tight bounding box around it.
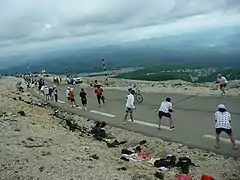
[214,104,237,150]
[49,86,54,100]
[124,89,135,125]
[79,88,87,110]
[53,85,58,102]
[95,85,105,107]
[157,97,175,130]
[66,87,70,104]
[43,85,49,101]
[216,74,228,95]
[69,87,77,107]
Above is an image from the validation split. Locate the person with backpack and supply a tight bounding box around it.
[79,88,87,110]
[94,85,105,107]
[214,104,237,150]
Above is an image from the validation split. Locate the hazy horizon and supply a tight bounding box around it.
[1,0,240,71]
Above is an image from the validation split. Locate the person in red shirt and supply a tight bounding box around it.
[95,85,105,107]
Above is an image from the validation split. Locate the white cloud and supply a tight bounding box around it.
[0,0,240,54]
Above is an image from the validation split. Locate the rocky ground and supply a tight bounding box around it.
[0,76,239,180]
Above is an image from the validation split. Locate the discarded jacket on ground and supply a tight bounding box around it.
[154,154,176,168]
[176,173,192,180]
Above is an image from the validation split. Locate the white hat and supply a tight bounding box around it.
[67,87,70,89]
[218,104,225,109]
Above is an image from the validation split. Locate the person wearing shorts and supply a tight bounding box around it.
[216,74,228,95]
[124,90,135,125]
[79,88,87,110]
[69,88,77,107]
[214,104,237,150]
[157,97,174,130]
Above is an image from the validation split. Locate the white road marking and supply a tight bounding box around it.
[58,100,65,104]
[128,119,172,130]
[90,110,116,118]
[203,134,240,145]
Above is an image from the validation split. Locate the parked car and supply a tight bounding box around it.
[67,76,83,84]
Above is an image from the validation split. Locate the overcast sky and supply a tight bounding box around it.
[0,0,240,55]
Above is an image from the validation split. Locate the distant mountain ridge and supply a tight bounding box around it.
[1,24,240,74]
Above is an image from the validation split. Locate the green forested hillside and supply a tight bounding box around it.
[114,67,240,82]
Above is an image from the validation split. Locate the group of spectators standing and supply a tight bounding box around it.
[65,84,105,110]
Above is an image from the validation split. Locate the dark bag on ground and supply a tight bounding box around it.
[175,157,198,174]
[121,148,134,155]
[107,140,128,148]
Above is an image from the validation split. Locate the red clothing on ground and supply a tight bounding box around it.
[176,173,192,180]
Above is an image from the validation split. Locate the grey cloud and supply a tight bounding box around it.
[0,0,240,49]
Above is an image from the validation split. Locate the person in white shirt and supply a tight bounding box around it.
[66,87,70,104]
[214,104,237,150]
[53,85,58,102]
[40,85,44,95]
[124,89,135,125]
[157,97,174,130]
[216,74,228,95]
[43,86,49,101]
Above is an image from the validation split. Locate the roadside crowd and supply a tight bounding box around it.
[25,75,238,153]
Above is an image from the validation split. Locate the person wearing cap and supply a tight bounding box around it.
[66,87,70,104]
[157,97,174,130]
[216,74,228,95]
[214,104,237,150]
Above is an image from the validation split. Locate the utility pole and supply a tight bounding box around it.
[101,58,108,86]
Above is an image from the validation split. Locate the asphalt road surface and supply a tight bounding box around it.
[33,80,240,157]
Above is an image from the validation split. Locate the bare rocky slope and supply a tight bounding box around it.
[0,76,239,180]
